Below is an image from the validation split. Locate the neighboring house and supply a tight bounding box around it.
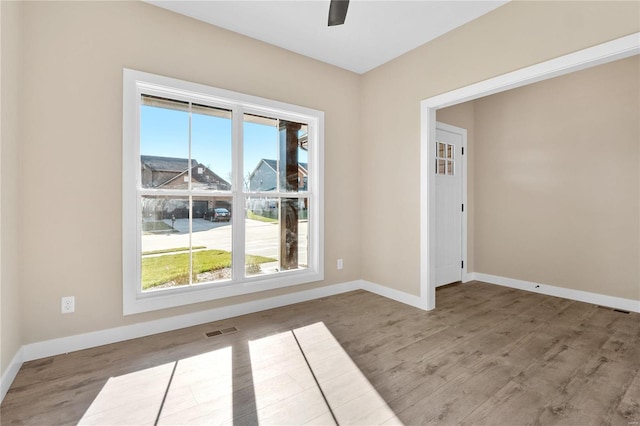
[248,159,308,192]
[141,155,230,191]
[141,155,231,219]
[247,159,308,218]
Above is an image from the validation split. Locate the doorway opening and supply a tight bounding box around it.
[419,32,640,310]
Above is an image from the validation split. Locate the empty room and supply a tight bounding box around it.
[1,1,639,425]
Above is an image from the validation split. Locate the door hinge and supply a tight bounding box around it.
[461,204,464,212]
[461,260,464,268]
[461,147,464,155]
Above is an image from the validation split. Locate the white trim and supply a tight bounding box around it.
[420,107,437,310]
[461,275,473,283]
[13,272,635,401]
[10,279,429,367]
[474,273,640,314]
[425,33,640,110]
[0,278,422,403]
[4,274,636,403]
[464,272,477,283]
[359,280,428,310]
[420,33,640,310]
[22,281,360,363]
[1,347,23,401]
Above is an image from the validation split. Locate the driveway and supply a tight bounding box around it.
[141,218,308,264]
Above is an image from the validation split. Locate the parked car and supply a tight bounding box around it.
[204,208,231,222]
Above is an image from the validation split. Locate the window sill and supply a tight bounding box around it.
[123,268,324,315]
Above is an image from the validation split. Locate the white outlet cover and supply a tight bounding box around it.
[61,296,75,314]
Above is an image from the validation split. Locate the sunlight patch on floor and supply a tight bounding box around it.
[78,362,176,425]
[157,347,233,424]
[294,322,402,425]
[76,322,400,425]
[249,330,332,424]
[78,347,234,425]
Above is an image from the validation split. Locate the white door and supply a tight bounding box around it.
[434,123,464,287]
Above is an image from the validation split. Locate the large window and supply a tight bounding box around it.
[123,69,324,314]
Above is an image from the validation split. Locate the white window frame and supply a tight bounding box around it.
[123,69,324,315]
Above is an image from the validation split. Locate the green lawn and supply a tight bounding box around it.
[247,210,278,223]
[142,249,274,289]
[142,246,206,256]
[142,221,176,233]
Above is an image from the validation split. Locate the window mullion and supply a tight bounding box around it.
[232,106,245,281]
[188,103,193,286]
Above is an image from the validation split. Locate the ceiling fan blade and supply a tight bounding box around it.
[328,0,349,26]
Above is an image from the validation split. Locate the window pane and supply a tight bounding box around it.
[437,142,446,158]
[192,196,233,285]
[141,195,191,291]
[279,121,308,193]
[245,197,279,276]
[438,159,446,175]
[447,160,454,176]
[281,197,306,270]
[244,197,308,275]
[245,114,278,192]
[192,105,233,191]
[447,144,454,159]
[297,198,309,269]
[244,115,309,193]
[140,96,189,189]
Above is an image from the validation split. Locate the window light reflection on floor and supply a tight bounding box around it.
[78,347,233,425]
[77,322,401,425]
[78,361,176,424]
[249,322,402,425]
[157,346,233,424]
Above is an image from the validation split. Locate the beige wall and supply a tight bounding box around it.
[17,1,361,344]
[438,56,640,300]
[1,0,24,374]
[474,56,639,300]
[361,0,640,296]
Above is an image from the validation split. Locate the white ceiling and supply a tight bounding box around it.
[144,0,509,74]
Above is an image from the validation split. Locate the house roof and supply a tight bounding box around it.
[261,159,308,173]
[141,155,190,172]
[248,159,309,191]
[141,155,231,188]
[263,159,277,171]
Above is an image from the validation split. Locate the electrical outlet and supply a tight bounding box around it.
[61,296,75,314]
[337,259,343,270]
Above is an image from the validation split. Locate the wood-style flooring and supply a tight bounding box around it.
[1,281,639,425]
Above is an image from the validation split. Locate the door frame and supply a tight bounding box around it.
[435,122,467,286]
[419,32,639,310]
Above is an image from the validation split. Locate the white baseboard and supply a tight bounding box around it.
[22,280,361,362]
[1,278,430,403]
[1,347,24,401]
[20,280,428,363]
[359,279,428,310]
[4,273,637,403]
[462,272,475,283]
[473,273,640,313]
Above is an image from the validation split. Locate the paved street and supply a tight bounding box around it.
[141,218,308,265]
